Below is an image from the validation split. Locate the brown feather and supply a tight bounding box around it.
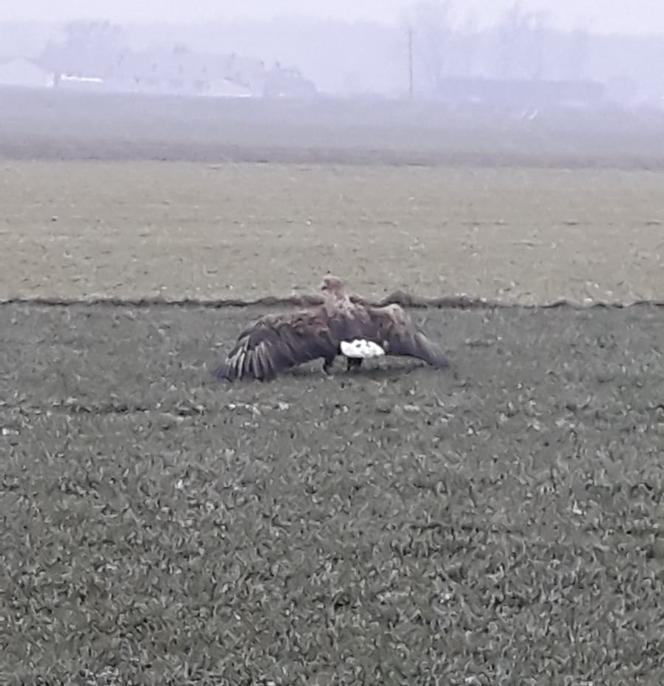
[213,276,449,382]
[364,304,449,368]
[214,308,340,381]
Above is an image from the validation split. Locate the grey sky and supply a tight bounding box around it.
[1,0,664,35]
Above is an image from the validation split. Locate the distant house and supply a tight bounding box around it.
[38,40,317,99]
[0,57,53,88]
[55,73,106,92]
[263,64,317,98]
[207,78,253,98]
[110,47,260,97]
[118,47,277,98]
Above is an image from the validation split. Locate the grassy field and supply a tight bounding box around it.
[1,302,664,683]
[2,89,664,683]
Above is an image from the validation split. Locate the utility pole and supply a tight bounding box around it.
[407,24,414,98]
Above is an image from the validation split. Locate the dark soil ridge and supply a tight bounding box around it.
[4,144,664,171]
[1,291,664,310]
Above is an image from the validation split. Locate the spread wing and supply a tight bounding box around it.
[366,305,449,368]
[214,309,339,382]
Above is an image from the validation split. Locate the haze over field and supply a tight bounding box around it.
[3,0,664,34]
[2,1,664,99]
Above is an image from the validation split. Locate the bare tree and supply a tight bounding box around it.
[568,25,591,81]
[496,3,548,80]
[40,20,127,78]
[410,1,454,96]
[456,10,480,78]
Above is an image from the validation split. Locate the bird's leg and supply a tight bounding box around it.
[323,355,336,375]
[346,357,363,372]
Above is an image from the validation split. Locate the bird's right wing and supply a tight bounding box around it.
[366,305,449,368]
[214,310,338,381]
[386,329,450,368]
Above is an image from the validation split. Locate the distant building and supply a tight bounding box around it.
[263,64,317,98]
[56,74,107,92]
[38,42,317,99]
[207,78,253,98]
[109,47,266,97]
[432,77,606,110]
[0,57,53,88]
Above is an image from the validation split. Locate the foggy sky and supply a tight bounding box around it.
[2,0,664,35]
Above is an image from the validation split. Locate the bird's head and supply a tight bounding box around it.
[320,274,345,295]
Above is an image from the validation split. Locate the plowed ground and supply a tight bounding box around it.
[2,302,664,684]
[3,160,664,305]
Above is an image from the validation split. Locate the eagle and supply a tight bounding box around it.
[213,275,449,382]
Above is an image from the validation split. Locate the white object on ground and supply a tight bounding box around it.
[340,339,386,359]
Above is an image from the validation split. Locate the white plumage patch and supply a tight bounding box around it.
[340,339,385,359]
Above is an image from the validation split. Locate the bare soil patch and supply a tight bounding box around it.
[2,161,664,305]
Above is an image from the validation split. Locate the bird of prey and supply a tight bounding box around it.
[213,275,449,382]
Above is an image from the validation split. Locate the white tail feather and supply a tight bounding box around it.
[340,339,385,359]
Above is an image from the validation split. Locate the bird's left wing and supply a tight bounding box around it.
[214,310,338,382]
